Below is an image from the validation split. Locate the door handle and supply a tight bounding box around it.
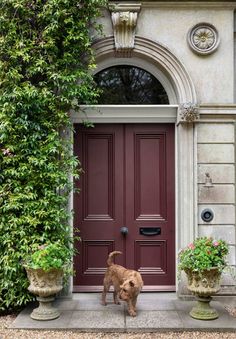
[120,226,128,236]
[140,227,161,236]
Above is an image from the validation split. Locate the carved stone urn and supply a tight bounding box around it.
[185,268,221,320]
[25,267,64,320]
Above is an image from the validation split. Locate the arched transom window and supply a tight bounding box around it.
[94,65,169,104]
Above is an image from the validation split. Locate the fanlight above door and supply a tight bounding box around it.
[94,65,169,105]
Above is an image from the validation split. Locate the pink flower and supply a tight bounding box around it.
[213,241,219,247]
[2,148,12,156]
[38,245,46,250]
[188,243,195,250]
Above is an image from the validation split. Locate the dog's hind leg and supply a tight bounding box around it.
[113,290,120,305]
[101,286,109,306]
[101,274,111,306]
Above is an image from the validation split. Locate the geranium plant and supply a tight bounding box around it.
[178,237,229,273]
[24,242,73,272]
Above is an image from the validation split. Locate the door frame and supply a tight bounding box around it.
[73,122,176,291]
[70,104,198,293]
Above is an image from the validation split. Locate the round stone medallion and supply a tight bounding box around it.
[188,23,219,55]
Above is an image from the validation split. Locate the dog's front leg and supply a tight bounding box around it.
[127,299,137,317]
[132,295,138,312]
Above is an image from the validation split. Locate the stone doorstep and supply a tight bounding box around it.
[10,293,236,332]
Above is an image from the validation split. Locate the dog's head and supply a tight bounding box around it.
[119,278,142,301]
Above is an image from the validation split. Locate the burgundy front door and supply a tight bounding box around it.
[73,124,175,291]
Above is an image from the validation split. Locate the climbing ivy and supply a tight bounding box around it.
[0,0,107,312]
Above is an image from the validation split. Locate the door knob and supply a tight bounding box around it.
[120,226,128,235]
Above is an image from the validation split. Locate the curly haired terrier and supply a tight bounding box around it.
[101,251,143,317]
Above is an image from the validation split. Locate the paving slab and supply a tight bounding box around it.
[68,309,125,332]
[53,299,80,311]
[137,298,176,311]
[126,310,183,331]
[175,300,236,331]
[11,307,73,329]
[11,293,236,332]
[177,310,236,331]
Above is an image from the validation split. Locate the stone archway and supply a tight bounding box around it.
[93,36,197,104]
[71,36,198,292]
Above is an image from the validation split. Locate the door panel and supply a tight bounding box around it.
[133,130,166,220]
[84,133,114,220]
[73,124,175,291]
[73,124,124,288]
[135,240,167,274]
[125,124,175,287]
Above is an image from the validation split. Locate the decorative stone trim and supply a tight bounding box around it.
[141,2,236,10]
[187,23,220,55]
[71,105,178,123]
[93,36,197,103]
[178,102,199,123]
[199,104,236,115]
[109,3,141,57]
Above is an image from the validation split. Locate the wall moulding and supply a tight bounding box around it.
[109,3,141,57]
[132,1,236,9]
[199,105,236,115]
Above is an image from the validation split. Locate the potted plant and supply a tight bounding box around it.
[178,236,229,320]
[23,241,72,320]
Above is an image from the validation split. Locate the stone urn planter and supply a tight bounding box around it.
[23,242,73,320]
[178,237,229,320]
[25,267,64,320]
[185,267,222,320]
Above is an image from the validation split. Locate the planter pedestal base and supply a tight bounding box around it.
[185,268,222,320]
[190,296,218,320]
[30,296,60,321]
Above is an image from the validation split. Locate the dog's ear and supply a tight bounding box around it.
[129,280,135,287]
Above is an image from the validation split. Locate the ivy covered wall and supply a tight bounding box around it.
[0,0,106,312]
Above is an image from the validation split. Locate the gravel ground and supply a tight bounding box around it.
[1,313,236,339]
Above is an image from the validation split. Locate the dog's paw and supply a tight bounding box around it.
[114,300,121,305]
[128,310,137,317]
[101,301,107,306]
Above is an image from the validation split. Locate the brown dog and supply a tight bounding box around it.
[101,251,143,317]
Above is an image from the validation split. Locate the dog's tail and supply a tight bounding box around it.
[107,251,122,266]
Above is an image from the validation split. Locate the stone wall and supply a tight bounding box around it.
[197,122,236,291]
[101,3,235,104]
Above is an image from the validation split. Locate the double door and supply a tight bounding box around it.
[73,123,175,291]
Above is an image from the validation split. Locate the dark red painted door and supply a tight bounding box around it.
[73,124,175,291]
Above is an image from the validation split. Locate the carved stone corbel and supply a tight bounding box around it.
[109,3,141,57]
[178,102,199,124]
